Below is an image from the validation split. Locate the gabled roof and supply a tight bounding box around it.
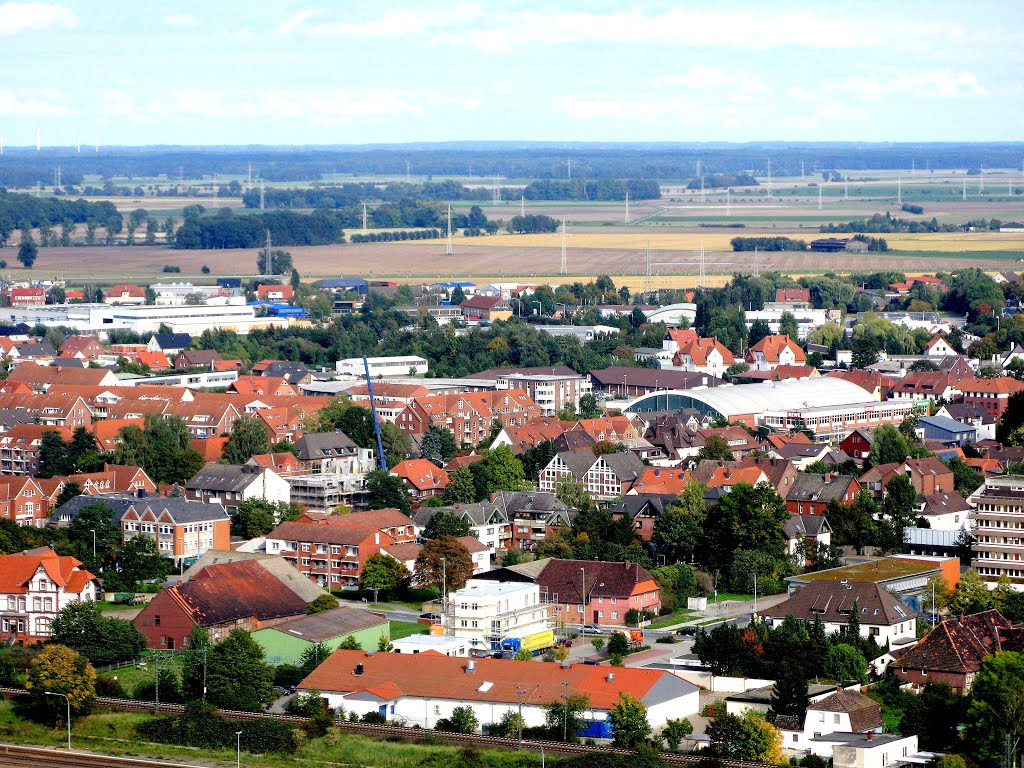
[746,334,806,364]
[787,473,857,504]
[267,520,384,547]
[185,463,274,492]
[783,514,830,539]
[299,648,696,711]
[809,691,883,733]
[295,431,359,460]
[960,377,1024,395]
[392,459,449,491]
[897,610,1011,674]
[486,558,658,603]
[159,559,310,626]
[260,606,387,642]
[761,580,914,627]
[919,492,970,516]
[0,547,98,594]
[151,333,193,350]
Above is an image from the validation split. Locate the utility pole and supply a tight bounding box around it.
[445,204,453,256]
[517,688,525,743]
[562,681,570,741]
[559,220,568,275]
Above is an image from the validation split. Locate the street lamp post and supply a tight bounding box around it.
[236,730,243,768]
[532,300,541,316]
[562,681,569,741]
[579,567,585,627]
[45,691,71,749]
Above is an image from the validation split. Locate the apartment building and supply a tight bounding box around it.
[121,498,231,563]
[0,425,72,476]
[493,372,592,417]
[443,579,550,653]
[395,390,540,446]
[971,475,1024,589]
[538,450,644,501]
[960,377,1024,418]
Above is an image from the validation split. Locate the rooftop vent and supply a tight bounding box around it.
[465,659,477,674]
[606,673,615,682]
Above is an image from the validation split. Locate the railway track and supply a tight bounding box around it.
[0,743,204,767]
[0,686,770,768]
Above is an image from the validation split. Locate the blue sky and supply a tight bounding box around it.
[1,0,1021,146]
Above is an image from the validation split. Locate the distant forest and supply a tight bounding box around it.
[0,142,1022,186]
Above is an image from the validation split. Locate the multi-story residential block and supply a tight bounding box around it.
[0,424,72,476]
[0,547,99,641]
[537,450,644,501]
[443,579,550,653]
[0,392,93,429]
[959,377,1024,418]
[395,390,540,446]
[162,401,239,437]
[266,522,393,590]
[493,372,592,417]
[971,475,1024,588]
[294,431,375,476]
[120,497,231,562]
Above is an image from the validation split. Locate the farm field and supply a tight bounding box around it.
[17,241,1022,287]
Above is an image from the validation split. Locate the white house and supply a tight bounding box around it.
[299,649,700,732]
[759,581,917,648]
[777,690,884,756]
[0,547,100,641]
[184,463,291,510]
[923,334,957,357]
[391,634,471,657]
[444,580,550,653]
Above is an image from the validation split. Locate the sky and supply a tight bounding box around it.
[1,0,1022,147]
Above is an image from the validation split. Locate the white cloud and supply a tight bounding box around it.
[281,4,482,37]
[101,88,421,125]
[837,69,989,98]
[164,14,198,27]
[0,2,75,35]
[0,89,73,116]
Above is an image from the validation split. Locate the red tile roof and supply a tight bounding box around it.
[392,459,449,491]
[0,547,97,594]
[299,649,674,710]
[746,334,806,364]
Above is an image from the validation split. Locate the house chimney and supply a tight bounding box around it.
[465,659,476,673]
[866,731,873,742]
[354,663,364,676]
[824,472,832,484]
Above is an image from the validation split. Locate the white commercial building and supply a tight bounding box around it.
[391,634,470,657]
[299,649,700,732]
[744,308,837,340]
[336,356,429,377]
[443,580,550,653]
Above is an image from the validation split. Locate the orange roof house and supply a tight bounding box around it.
[745,335,806,371]
[0,547,100,640]
[392,459,449,498]
[627,467,690,495]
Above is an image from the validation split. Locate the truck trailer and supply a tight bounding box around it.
[499,629,555,656]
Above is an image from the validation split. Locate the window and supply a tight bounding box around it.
[834,714,840,724]
[155,615,161,626]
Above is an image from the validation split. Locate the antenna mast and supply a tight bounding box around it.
[445,204,453,256]
[559,220,568,275]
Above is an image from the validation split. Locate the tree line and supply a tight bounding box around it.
[173,206,346,249]
[730,236,807,251]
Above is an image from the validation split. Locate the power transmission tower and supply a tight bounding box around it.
[753,246,759,276]
[726,188,731,216]
[559,220,568,275]
[567,157,571,180]
[259,180,265,210]
[624,191,630,223]
[844,177,849,200]
[818,183,823,211]
[445,204,453,256]
[247,162,252,184]
[406,161,410,183]
[361,201,368,234]
[520,195,525,217]
[698,243,706,289]
[766,158,772,198]
[897,177,902,204]
[962,178,967,200]
[700,175,705,203]
[800,159,805,179]
[979,165,985,194]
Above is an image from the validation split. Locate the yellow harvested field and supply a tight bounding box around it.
[414,231,1024,252]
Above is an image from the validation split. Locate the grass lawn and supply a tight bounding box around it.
[103,656,185,696]
[94,600,140,612]
[389,621,429,640]
[647,609,696,629]
[707,593,754,604]
[0,699,547,768]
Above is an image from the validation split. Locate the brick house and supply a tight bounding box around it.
[0,476,49,527]
[478,558,661,627]
[9,287,46,307]
[786,473,860,516]
[894,610,1014,693]
[391,459,449,499]
[0,547,99,641]
[133,558,316,649]
[257,284,295,302]
[839,428,874,462]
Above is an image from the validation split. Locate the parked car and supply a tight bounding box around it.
[417,612,442,625]
[583,658,601,665]
[580,624,602,635]
[557,638,573,648]
[675,626,698,636]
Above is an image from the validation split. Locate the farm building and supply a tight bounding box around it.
[251,607,389,665]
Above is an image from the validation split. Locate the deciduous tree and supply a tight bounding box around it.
[205,628,275,712]
[609,692,650,748]
[222,416,271,464]
[414,536,473,593]
[27,644,96,716]
[360,553,411,598]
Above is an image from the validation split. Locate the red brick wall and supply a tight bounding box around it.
[134,591,195,650]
